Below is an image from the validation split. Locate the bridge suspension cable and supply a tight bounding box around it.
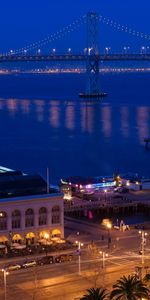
[99,15,150,41]
[6,15,86,55]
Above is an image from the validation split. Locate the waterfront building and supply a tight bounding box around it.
[0,167,64,245]
[61,175,115,196]
[119,173,150,191]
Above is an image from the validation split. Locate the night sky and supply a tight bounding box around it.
[0,1,149,53]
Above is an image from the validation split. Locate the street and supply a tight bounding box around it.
[0,218,150,300]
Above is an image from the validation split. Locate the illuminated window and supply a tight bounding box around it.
[0,211,7,230]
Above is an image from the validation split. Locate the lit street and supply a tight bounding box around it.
[0,219,150,300]
[0,250,148,300]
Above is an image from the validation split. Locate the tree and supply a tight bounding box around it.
[144,273,150,283]
[80,287,108,300]
[110,275,149,300]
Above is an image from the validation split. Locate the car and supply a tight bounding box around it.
[37,256,54,266]
[55,254,73,263]
[22,260,36,268]
[5,264,21,271]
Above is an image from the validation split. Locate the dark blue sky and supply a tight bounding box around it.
[0,1,149,53]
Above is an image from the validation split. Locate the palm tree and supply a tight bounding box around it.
[80,287,108,300]
[110,275,149,300]
[144,273,150,284]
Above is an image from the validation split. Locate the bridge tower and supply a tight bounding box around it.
[80,12,106,98]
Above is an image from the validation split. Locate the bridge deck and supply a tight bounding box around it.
[1,54,150,62]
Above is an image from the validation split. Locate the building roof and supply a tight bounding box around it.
[0,193,63,203]
[0,166,57,198]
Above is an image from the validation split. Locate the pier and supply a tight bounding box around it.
[64,190,150,220]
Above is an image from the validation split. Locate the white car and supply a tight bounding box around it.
[22,260,36,268]
[6,264,21,271]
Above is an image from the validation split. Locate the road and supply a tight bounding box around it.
[0,218,150,299]
[0,246,149,300]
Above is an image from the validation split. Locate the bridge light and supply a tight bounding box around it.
[140,46,146,54]
[123,46,130,54]
[83,48,87,54]
[68,48,71,54]
[104,47,111,55]
[88,47,93,55]
[52,48,56,55]
[37,49,41,55]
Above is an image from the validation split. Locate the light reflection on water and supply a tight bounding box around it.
[2,98,149,139]
[0,97,150,182]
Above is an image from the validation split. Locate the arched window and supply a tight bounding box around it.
[25,208,34,227]
[0,212,7,230]
[12,210,21,229]
[51,206,60,224]
[39,207,47,226]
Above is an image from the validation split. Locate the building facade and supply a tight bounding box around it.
[0,193,64,245]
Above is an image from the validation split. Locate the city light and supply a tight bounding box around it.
[2,269,9,300]
[99,251,108,268]
[139,230,148,265]
[75,240,84,275]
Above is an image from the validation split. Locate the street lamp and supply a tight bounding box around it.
[99,251,108,268]
[75,240,84,275]
[104,189,107,201]
[2,269,9,300]
[44,233,49,256]
[139,230,147,265]
[106,221,112,249]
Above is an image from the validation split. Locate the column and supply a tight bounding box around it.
[21,210,25,230]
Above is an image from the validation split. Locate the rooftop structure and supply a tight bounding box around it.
[0,166,56,198]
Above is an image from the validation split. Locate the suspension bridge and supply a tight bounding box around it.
[1,12,150,98]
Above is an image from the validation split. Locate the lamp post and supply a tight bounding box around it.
[99,251,108,268]
[106,222,112,249]
[104,189,107,201]
[44,233,49,256]
[139,230,147,265]
[2,269,9,300]
[75,240,83,275]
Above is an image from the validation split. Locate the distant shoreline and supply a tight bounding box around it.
[0,68,150,75]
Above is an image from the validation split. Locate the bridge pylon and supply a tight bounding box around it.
[80,12,106,99]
